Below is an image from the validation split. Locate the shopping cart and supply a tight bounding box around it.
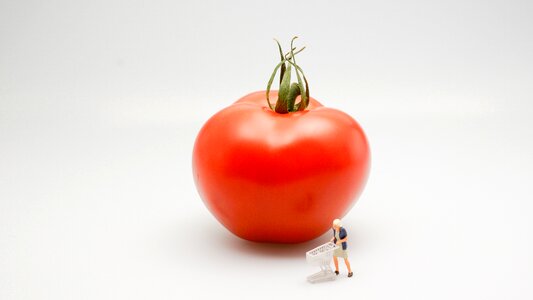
[306,242,339,283]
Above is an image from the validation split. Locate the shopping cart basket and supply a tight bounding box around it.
[305,242,339,283]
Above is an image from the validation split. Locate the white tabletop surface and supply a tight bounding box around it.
[1,1,532,299]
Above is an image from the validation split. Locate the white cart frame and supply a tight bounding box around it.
[305,242,339,283]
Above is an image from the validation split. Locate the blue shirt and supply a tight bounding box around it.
[332,227,348,250]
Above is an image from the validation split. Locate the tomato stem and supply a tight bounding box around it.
[266,37,310,114]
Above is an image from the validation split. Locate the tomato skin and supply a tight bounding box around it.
[193,91,370,243]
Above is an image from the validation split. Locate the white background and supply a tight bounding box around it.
[1,0,532,299]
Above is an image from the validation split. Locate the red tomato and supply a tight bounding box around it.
[192,90,370,243]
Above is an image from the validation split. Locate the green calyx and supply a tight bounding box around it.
[266,37,310,114]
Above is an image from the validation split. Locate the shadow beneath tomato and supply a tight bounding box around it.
[185,219,325,258]
[222,227,371,259]
[194,220,373,259]
[225,235,331,259]
[171,213,373,261]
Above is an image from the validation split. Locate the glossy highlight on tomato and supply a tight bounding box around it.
[192,90,370,243]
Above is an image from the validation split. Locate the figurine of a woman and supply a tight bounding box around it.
[330,219,353,277]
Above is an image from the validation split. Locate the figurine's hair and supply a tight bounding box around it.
[333,219,342,227]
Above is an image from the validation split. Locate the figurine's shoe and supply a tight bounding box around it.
[335,270,339,275]
[348,272,353,277]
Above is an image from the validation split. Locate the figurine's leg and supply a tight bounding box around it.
[344,258,353,277]
[333,256,339,273]
[344,258,352,272]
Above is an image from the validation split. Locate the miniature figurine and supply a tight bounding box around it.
[330,219,353,277]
